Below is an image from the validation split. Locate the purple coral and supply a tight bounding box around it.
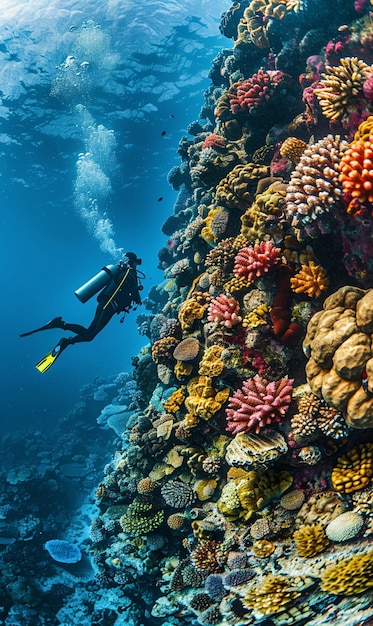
[225,375,294,435]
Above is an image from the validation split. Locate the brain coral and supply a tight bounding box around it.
[303,285,373,428]
[225,375,294,435]
[285,135,348,238]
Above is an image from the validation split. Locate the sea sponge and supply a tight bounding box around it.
[240,181,286,244]
[325,511,364,542]
[320,550,373,595]
[295,491,346,527]
[163,386,187,413]
[198,345,225,377]
[303,285,373,428]
[233,241,281,283]
[185,375,230,421]
[252,539,275,558]
[313,57,371,120]
[225,375,294,435]
[215,162,269,211]
[174,360,193,380]
[293,523,329,557]
[290,261,329,298]
[331,442,373,493]
[178,299,207,332]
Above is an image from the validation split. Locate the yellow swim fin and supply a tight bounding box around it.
[35,339,69,373]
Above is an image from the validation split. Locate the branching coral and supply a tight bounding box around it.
[290,261,329,298]
[285,135,348,238]
[207,293,242,328]
[290,386,348,443]
[233,241,281,283]
[119,499,165,536]
[243,574,303,617]
[228,70,275,114]
[226,375,293,435]
[313,57,372,120]
[161,479,195,508]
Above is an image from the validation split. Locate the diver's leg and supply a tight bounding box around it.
[66,305,115,344]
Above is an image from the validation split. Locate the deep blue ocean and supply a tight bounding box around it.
[1,0,230,432]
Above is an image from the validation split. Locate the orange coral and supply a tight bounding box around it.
[339,134,373,213]
[290,261,329,298]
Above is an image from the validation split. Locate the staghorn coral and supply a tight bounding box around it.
[233,241,281,283]
[207,293,242,328]
[185,375,230,421]
[320,550,373,595]
[226,375,294,435]
[303,285,373,428]
[331,442,373,493]
[290,261,329,298]
[313,57,372,121]
[285,135,348,238]
[293,523,329,557]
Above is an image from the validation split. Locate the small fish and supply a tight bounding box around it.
[161,131,166,136]
[157,197,163,202]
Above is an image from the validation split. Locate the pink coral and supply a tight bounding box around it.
[201,133,227,150]
[233,241,281,283]
[207,293,242,328]
[229,69,275,114]
[225,375,294,435]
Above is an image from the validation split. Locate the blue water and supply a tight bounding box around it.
[1,0,230,432]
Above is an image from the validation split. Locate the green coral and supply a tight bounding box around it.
[119,499,165,536]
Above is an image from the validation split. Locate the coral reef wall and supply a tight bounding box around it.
[89,2,373,625]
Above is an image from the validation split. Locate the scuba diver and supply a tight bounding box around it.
[20,252,144,373]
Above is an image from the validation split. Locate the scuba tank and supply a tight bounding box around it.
[75,264,119,303]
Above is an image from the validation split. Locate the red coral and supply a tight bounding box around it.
[225,375,294,435]
[270,264,303,347]
[201,133,227,150]
[229,69,275,114]
[207,293,242,328]
[233,241,281,283]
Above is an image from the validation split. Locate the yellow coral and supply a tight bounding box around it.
[331,442,373,494]
[163,387,187,413]
[280,137,308,163]
[215,163,269,211]
[293,524,329,557]
[240,182,286,243]
[243,304,271,328]
[178,299,207,331]
[313,57,371,120]
[185,375,230,420]
[223,276,249,294]
[320,550,373,595]
[243,574,301,616]
[200,207,225,245]
[174,360,193,380]
[290,261,329,298]
[198,345,225,377]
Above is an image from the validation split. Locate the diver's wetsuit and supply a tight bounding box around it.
[60,265,141,345]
